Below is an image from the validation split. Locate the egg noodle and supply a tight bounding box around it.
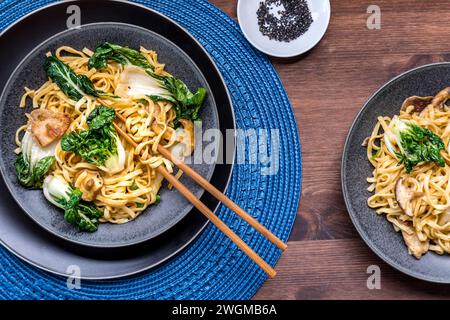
[366,89,450,257]
[15,46,192,224]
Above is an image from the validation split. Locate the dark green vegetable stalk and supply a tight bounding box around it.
[88,42,153,70]
[149,76,206,122]
[61,107,121,168]
[385,118,445,173]
[45,56,113,101]
[88,42,206,123]
[15,155,55,189]
[43,175,102,232]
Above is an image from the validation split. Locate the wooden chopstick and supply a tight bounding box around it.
[114,112,287,251]
[158,135,287,250]
[112,121,277,278]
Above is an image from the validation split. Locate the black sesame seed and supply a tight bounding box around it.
[257,0,313,43]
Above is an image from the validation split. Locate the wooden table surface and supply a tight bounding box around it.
[210,0,450,300]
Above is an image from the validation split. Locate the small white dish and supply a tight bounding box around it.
[237,0,331,58]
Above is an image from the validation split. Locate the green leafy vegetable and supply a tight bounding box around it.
[149,76,206,122]
[136,98,149,105]
[155,194,161,204]
[43,175,102,232]
[86,105,116,130]
[15,131,56,189]
[45,56,113,101]
[370,149,381,161]
[89,42,206,123]
[61,107,124,172]
[384,117,445,173]
[61,130,115,167]
[88,42,153,70]
[130,182,139,191]
[15,155,55,189]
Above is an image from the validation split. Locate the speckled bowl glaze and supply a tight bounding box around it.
[342,63,450,283]
[0,23,219,248]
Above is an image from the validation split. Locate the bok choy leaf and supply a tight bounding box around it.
[45,56,113,101]
[88,42,206,123]
[88,42,153,70]
[384,117,445,173]
[61,107,125,174]
[15,131,55,189]
[43,175,102,232]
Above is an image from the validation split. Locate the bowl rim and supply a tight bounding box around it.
[0,0,237,279]
[341,62,450,284]
[0,19,236,249]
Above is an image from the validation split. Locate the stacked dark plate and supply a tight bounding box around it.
[0,0,235,279]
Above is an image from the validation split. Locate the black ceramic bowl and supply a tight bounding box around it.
[0,0,235,279]
[342,63,450,283]
[0,23,219,248]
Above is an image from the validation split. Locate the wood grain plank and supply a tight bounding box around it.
[213,0,450,56]
[254,240,450,300]
[287,51,450,241]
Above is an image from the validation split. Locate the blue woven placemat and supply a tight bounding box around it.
[0,0,301,300]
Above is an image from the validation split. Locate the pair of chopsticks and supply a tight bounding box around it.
[104,103,285,277]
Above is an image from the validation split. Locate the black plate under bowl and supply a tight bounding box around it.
[0,22,218,248]
[0,0,234,279]
[342,63,450,283]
